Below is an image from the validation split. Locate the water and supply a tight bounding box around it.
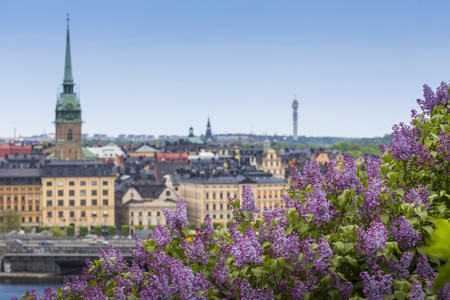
[0,278,63,299]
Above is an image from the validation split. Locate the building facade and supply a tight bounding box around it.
[41,161,115,234]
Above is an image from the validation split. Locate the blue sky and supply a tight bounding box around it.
[0,1,449,139]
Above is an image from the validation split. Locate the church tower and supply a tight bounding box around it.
[204,117,213,142]
[54,15,84,160]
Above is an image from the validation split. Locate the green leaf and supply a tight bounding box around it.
[262,241,271,249]
[427,219,450,259]
[387,172,398,184]
[279,258,294,271]
[433,263,450,293]
[394,188,404,197]
[88,265,96,273]
[243,211,252,221]
[320,274,331,287]
[263,259,273,268]
[126,295,136,300]
[344,255,357,266]
[423,225,434,236]
[330,289,342,300]
[337,194,345,207]
[334,241,344,253]
[343,243,355,254]
[345,204,356,215]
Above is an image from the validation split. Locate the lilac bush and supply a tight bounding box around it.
[17,82,450,299]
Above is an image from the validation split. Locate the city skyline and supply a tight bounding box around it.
[1,1,450,139]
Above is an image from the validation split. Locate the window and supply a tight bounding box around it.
[67,129,73,141]
[206,204,209,210]
[81,211,86,217]
[29,205,32,211]
[70,211,74,218]
[68,148,72,155]
[103,211,108,216]
[206,193,209,199]
[36,205,39,211]
[227,214,230,219]
[220,214,223,219]
[213,214,216,219]
[139,211,142,217]
[92,190,97,196]
[21,196,25,201]
[58,211,63,218]
[69,200,74,206]
[29,217,32,222]
[220,204,223,210]
[80,190,86,196]
[36,217,39,222]
[102,181,108,185]
[28,195,32,201]
[157,212,160,217]
[22,217,24,222]
[131,212,134,217]
[92,211,97,217]
[14,196,18,201]
[7,196,10,201]
[69,181,75,186]
[58,190,63,197]
[213,193,216,199]
[103,199,108,206]
[46,182,52,186]
[47,212,52,218]
[220,193,223,199]
[58,200,63,206]
[36,195,39,201]
[92,181,97,186]
[166,191,170,196]
[80,181,86,186]
[92,199,97,206]
[213,204,216,210]
[102,190,108,196]
[47,200,52,207]
[21,205,24,211]
[80,200,86,206]
[148,211,151,217]
[69,190,75,196]
[227,192,230,198]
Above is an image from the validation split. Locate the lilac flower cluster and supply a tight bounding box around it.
[389,215,421,249]
[240,185,260,220]
[365,156,382,179]
[324,154,362,195]
[360,264,393,300]
[410,280,425,300]
[436,130,450,163]
[233,278,275,300]
[404,185,430,210]
[299,237,334,276]
[387,251,413,279]
[291,160,323,190]
[328,273,353,300]
[230,226,263,269]
[416,81,450,115]
[356,218,387,265]
[302,187,334,226]
[359,177,387,216]
[153,224,172,248]
[162,198,189,234]
[414,254,437,280]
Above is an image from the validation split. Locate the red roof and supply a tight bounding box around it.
[156,152,188,163]
[0,144,31,158]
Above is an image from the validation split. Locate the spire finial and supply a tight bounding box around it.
[66,13,70,28]
[294,94,297,100]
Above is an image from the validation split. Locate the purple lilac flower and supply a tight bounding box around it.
[162,198,189,233]
[180,237,210,265]
[356,218,387,265]
[140,273,171,300]
[196,214,215,245]
[387,252,413,279]
[328,273,353,300]
[283,193,302,214]
[416,82,450,115]
[299,237,333,276]
[365,156,382,179]
[290,279,307,300]
[96,244,128,276]
[414,254,437,280]
[437,283,450,300]
[230,227,263,269]
[404,185,430,210]
[233,278,275,300]
[390,215,421,249]
[240,185,260,220]
[302,187,334,226]
[360,264,393,300]
[324,154,362,195]
[436,131,450,163]
[210,259,230,288]
[360,177,387,216]
[291,160,323,190]
[410,280,425,300]
[82,285,105,300]
[153,224,172,248]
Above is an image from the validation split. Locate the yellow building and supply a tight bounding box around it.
[0,169,42,231]
[41,161,115,234]
[180,172,286,226]
[127,145,159,158]
[260,148,285,179]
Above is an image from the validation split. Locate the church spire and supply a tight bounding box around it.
[63,14,74,94]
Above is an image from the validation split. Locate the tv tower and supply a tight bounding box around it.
[292,96,299,140]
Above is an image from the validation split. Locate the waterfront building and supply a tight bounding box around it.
[41,161,115,234]
[53,16,84,160]
[0,169,42,231]
[180,172,285,226]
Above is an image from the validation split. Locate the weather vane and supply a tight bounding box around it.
[66,13,70,28]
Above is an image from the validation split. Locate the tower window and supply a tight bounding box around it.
[67,129,73,141]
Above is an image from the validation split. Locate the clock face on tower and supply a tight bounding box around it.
[67,104,73,110]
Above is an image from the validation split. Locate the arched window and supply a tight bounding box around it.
[67,129,73,141]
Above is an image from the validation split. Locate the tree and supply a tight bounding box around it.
[23,226,32,234]
[135,225,144,231]
[0,210,21,233]
[38,226,46,233]
[148,225,157,230]
[66,226,74,236]
[49,226,64,237]
[79,226,89,237]
[107,226,116,236]
[121,225,130,236]
[93,226,102,236]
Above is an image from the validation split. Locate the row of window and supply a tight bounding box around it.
[130,211,161,217]
[1,216,40,223]
[46,199,108,207]
[46,169,108,176]
[1,205,39,212]
[131,220,162,226]
[46,190,108,197]
[0,187,40,192]
[47,210,108,218]
[205,192,237,200]
[205,203,230,210]
[0,195,40,201]
[46,180,109,187]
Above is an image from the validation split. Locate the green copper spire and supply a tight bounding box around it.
[63,14,74,93]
